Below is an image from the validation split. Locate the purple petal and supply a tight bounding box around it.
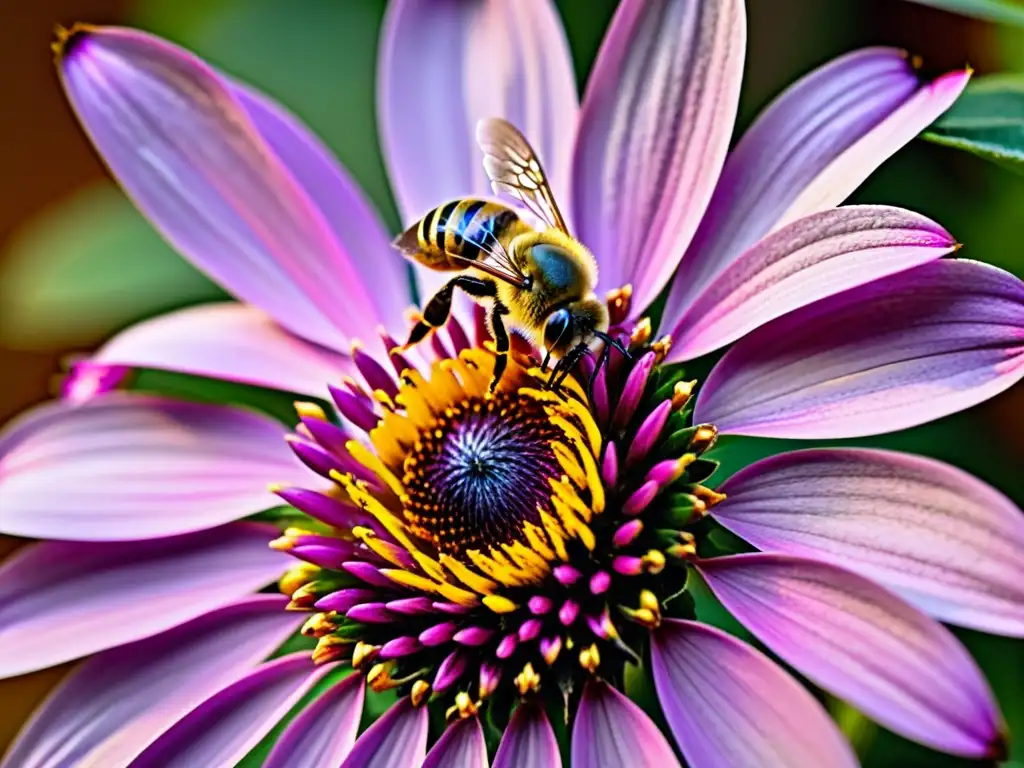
[129,653,329,767]
[378,0,577,300]
[229,82,410,334]
[0,523,287,677]
[699,553,1006,759]
[493,702,560,768]
[714,448,1024,636]
[264,673,365,768]
[340,697,429,768]
[666,48,968,318]
[93,303,357,398]
[572,0,745,310]
[694,259,1024,438]
[571,679,680,768]
[61,361,128,404]
[3,596,301,768]
[651,619,857,768]
[59,26,379,351]
[422,717,487,768]
[664,205,955,360]
[0,394,309,540]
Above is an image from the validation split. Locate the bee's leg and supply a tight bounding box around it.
[541,349,553,372]
[594,331,631,360]
[550,342,589,394]
[587,342,612,400]
[397,276,495,351]
[488,303,511,391]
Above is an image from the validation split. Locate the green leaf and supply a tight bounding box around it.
[924,73,1024,175]
[0,183,225,349]
[904,0,1024,25]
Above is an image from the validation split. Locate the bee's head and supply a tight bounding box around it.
[542,297,609,357]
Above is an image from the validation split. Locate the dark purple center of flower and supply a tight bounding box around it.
[403,393,562,554]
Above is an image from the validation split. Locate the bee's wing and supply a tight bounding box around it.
[444,223,530,289]
[476,118,570,236]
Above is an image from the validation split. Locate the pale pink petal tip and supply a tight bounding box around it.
[59,25,381,351]
[60,360,128,403]
[699,553,1007,759]
[695,259,1024,439]
[714,448,1024,637]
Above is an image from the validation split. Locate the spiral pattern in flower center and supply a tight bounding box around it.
[404,393,562,555]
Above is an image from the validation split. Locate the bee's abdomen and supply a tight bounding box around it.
[418,199,519,263]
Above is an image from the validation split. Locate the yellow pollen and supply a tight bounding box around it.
[690,424,719,453]
[482,594,519,614]
[671,380,698,411]
[542,636,563,665]
[352,641,381,670]
[367,662,399,691]
[693,485,728,507]
[411,680,432,707]
[301,612,338,638]
[630,318,652,348]
[515,663,542,695]
[579,644,601,674]
[294,400,328,421]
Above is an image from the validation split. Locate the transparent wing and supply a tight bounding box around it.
[442,216,529,288]
[476,118,569,235]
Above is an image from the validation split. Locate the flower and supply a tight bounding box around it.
[2,2,1023,767]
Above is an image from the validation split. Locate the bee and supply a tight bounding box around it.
[393,118,622,392]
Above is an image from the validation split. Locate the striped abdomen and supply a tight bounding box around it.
[394,198,526,271]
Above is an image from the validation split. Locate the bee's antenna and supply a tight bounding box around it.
[594,330,631,360]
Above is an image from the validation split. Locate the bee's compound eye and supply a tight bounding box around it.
[544,308,572,351]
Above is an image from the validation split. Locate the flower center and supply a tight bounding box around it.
[404,393,562,555]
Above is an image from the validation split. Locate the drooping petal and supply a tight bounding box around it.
[694,259,1024,438]
[339,697,429,768]
[663,205,955,361]
[713,448,1024,637]
[264,673,365,768]
[378,0,577,303]
[572,0,745,310]
[651,619,857,768]
[93,303,355,399]
[2,596,302,768]
[0,523,286,678]
[59,26,379,351]
[422,717,487,768]
[379,0,577,221]
[229,82,410,333]
[128,653,330,767]
[699,553,1006,759]
[492,701,561,768]
[0,394,309,541]
[571,679,680,768]
[665,48,968,318]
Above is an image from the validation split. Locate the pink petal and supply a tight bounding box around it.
[714,448,1024,637]
[422,717,487,768]
[129,653,330,767]
[699,553,1007,759]
[61,361,128,404]
[2,596,302,768]
[572,0,745,310]
[229,82,410,335]
[492,702,561,768]
[571,679,680,768]
[264,673,365,768]
[694,259,1024,438]
[59,26,379,351]
[339,697,429,768]
[665,48,967,318]
[378,0,577,301]
[651,619,857,768]
[664,205,955,361]
[0,523,287,678]
[94,303,356,399]
[0,394,309,541]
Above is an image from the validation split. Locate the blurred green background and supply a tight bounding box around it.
[0,0,1022,765]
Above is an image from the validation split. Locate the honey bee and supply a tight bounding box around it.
[393,118,622,391]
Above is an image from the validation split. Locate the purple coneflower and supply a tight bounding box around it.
[2,1,1024,766]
